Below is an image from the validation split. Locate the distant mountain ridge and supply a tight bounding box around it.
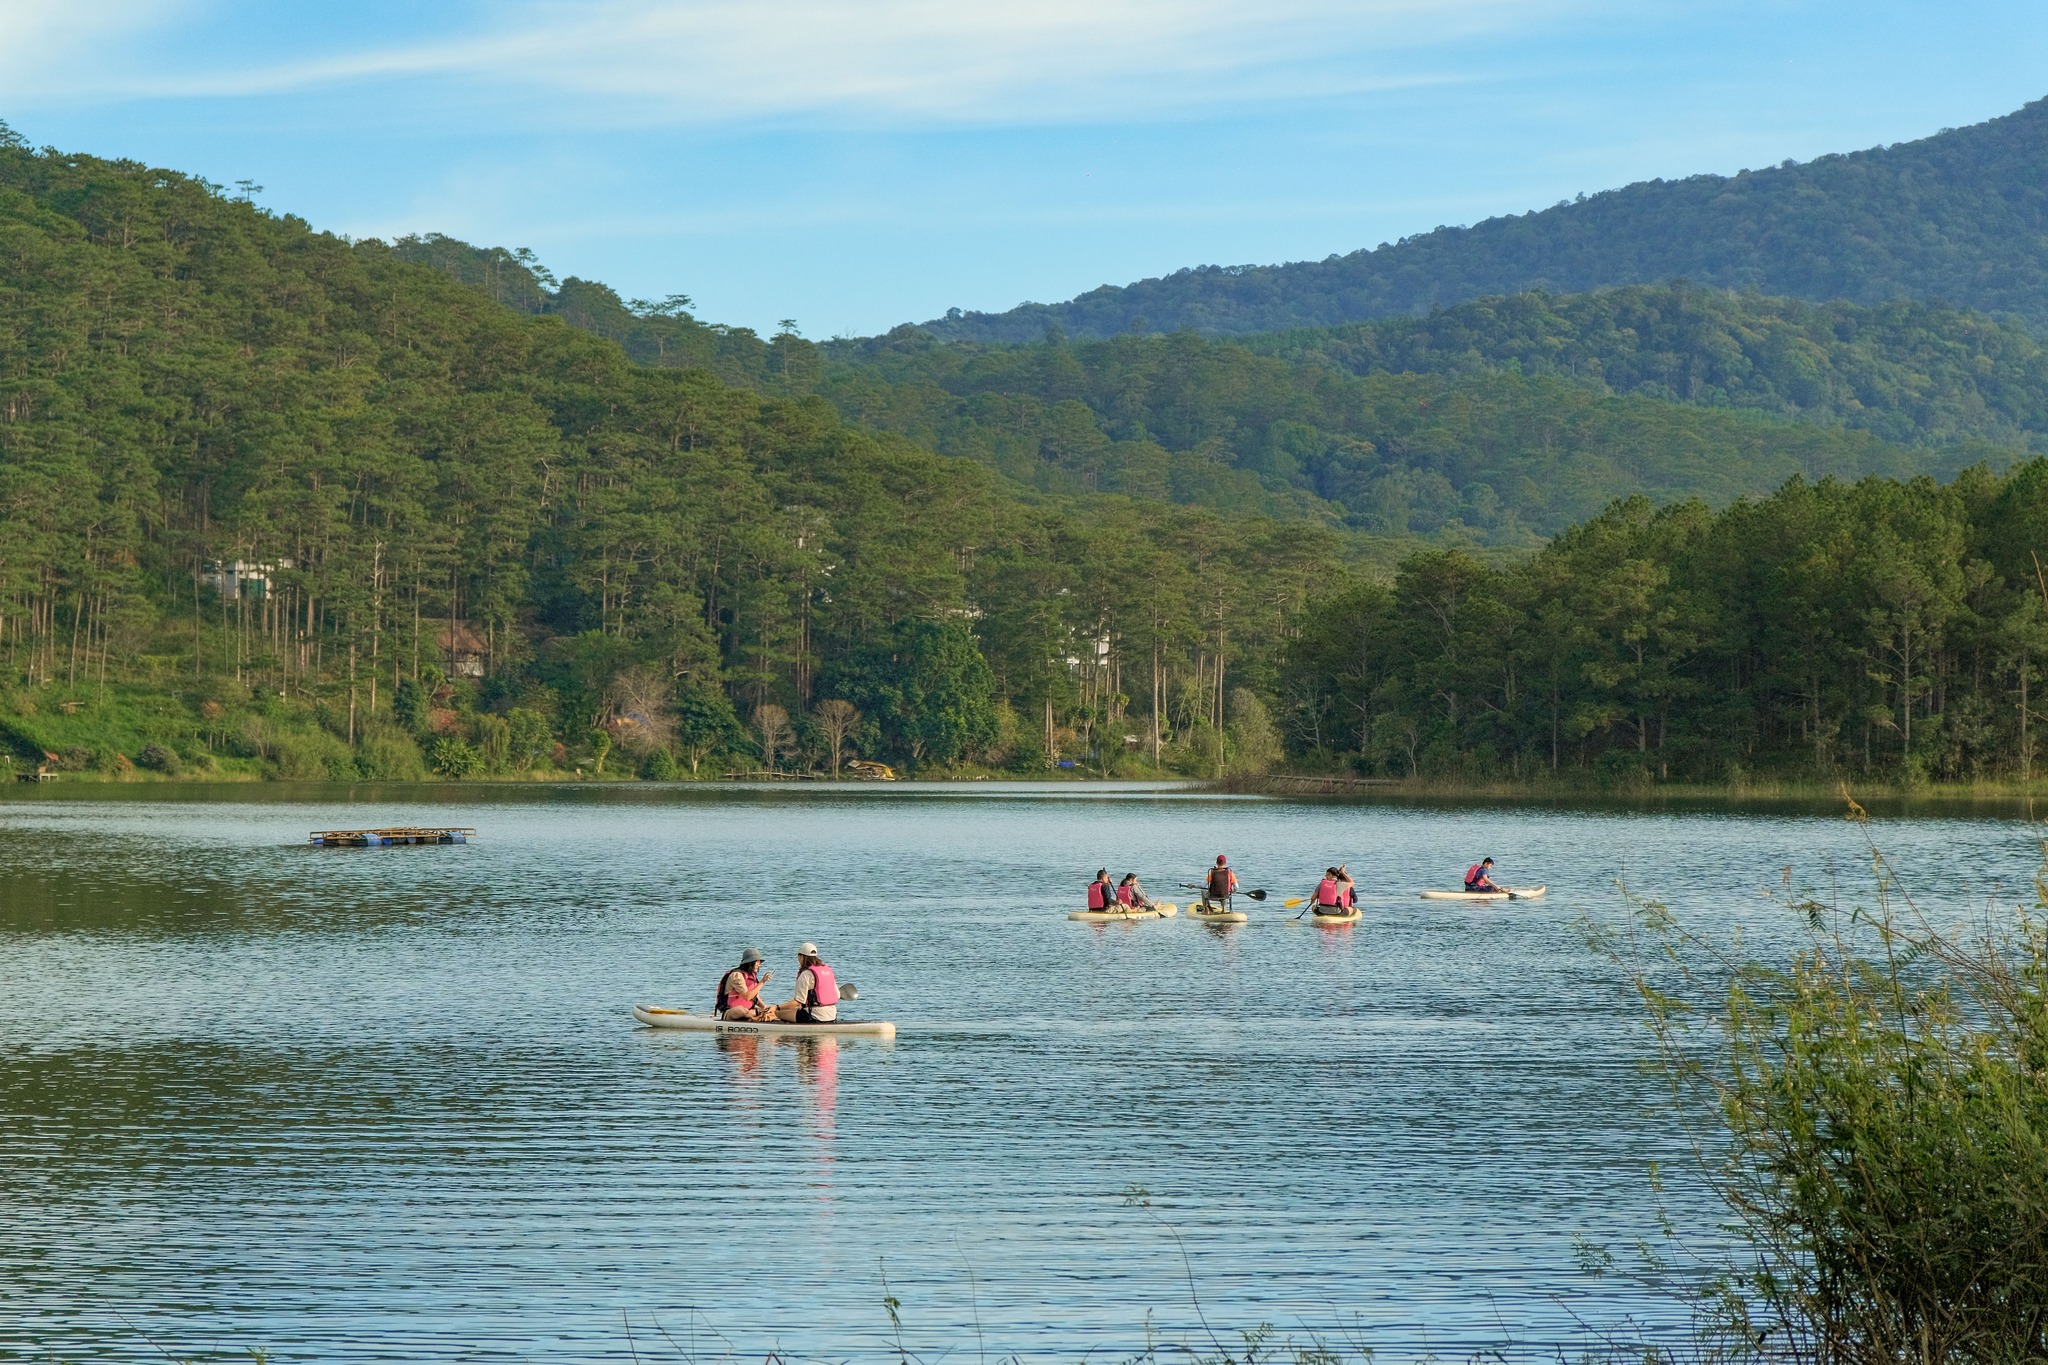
[919,96,2048,342]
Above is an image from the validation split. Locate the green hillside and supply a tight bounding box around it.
[0,132,1338,781]
[917,95,2048,341]
[1250,285,2048,452]
[382,240,2016,541]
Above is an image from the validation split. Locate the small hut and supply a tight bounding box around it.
[436,620,488,678]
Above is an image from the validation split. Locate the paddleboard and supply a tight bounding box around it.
[1418,885,1546,901]
[1189,905,1248,924]
[1308,907,1362,925]
[1068,908,1161,922]
[632,1004,896,1038]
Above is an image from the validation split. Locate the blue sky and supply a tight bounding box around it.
[6,0,2048,337]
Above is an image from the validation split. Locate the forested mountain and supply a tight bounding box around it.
[917,95,2048,342]
[1251,286,2048,453]
[814,327,2008,540]
[388,239,2019,541]
[0,132,1336,781]
[13,129,2048,790]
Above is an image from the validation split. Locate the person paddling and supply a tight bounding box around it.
[772,942,839,1023]
[1085,868,1120,913]
[1204,855,1239,910]
[1116,872,1153,910]
[717,948,774,1020]
[1464,857,1502,893]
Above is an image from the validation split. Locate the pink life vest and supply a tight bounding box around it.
[1465,863,1486,888]
[1116,884,1137,905]
[1087,880,1113,909]
[803,961,838,1007]
[1316,877,1341,907]
[716,966,759,1013]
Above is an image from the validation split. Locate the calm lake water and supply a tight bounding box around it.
[0,783,2037,1362]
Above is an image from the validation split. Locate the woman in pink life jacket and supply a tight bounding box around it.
[1116,872,1152,909]
[772,943,840,1023]
[1085,868,1119,912]
[716,948,774,1020]
[1312,865,1357,916]
[1335,864,1357,907]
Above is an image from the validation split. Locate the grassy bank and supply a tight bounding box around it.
[1226,769,2048,813]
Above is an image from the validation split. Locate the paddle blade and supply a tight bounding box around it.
[1282,897,1305,908]
[1244,888,1268,901]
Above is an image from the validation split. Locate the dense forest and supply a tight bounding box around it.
[0,132,1335,782]
[918,95,2048,341]
[1283,464,2048,786]
[388,238,2025,540]
[1251,285,2048,453]
[11,129,2048,788]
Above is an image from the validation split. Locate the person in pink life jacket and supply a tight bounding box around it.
[716,947,774,1020]
[771,942,840,1023]
[1464,857,1501,892]
[1085,868,1120,912]
[1116,872,1153,909]
[1312,866,1350,915]
[1335,865,1357,907]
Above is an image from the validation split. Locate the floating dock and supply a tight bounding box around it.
[309,827,475,847]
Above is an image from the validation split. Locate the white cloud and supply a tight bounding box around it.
[0,0,182,90]
[26,0,1597,126]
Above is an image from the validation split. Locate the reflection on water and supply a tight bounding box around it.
[0,784,2036,1362]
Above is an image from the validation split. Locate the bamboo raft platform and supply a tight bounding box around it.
[309,827,476,847]
[1259,775,1402,794]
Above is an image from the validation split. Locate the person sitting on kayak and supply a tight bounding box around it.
[771,942,839,1023]
[717,947,774,1020]
[1464,857,1501,893]
[1116,872,1153,910]
[1085,868,1120,913]
[1336,865,1357,907]
[1313,866,1354,915]
[1204,855,1239,908]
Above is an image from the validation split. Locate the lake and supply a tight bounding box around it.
[0,783,2036,1362]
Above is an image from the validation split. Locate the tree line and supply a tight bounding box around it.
[1284,463,2048,785]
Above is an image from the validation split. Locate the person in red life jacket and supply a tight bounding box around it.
[1204,855,1239,908]
[716,947,774,1020]
[1116,872,1153,909]
[772,942,839,1023]
[1464,857,1501,893]
[1085,868,1119,912]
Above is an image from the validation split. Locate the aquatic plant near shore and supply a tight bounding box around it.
[1589,802,2048,1362]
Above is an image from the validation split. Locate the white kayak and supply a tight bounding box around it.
[1069,908,1160,922]
[632,1005,896,1039]
[1308,907,1362,925]
[1419,885,1546,901]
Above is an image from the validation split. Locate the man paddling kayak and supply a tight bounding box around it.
[716,948,774,1021]
[1464,857,1502,893]
[771,942,839,1023]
